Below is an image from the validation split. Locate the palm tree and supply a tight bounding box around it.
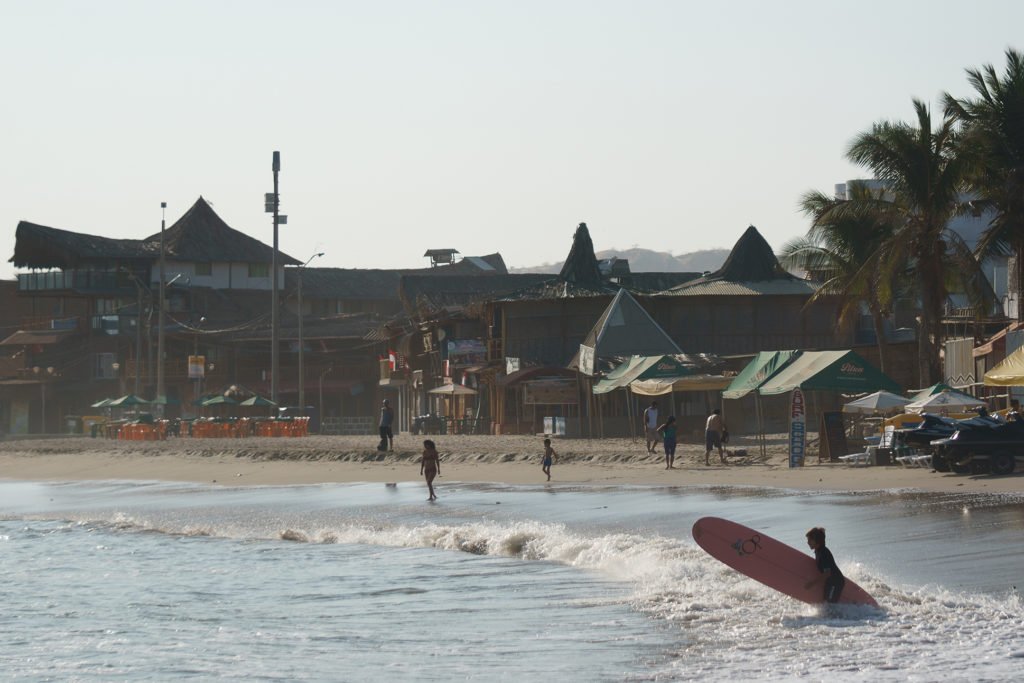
[845,99,984,386]
[780,181,901,373]
[943,48,1024,321]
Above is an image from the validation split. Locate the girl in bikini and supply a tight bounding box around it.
[420,439,441,501]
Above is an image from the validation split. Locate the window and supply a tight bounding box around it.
[248,263,269,278]
[195,262,212,276]
[93,352,116,379]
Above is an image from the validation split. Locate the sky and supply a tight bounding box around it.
[3,1,1024,279]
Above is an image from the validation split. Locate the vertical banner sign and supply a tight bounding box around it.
[789,388,806,467]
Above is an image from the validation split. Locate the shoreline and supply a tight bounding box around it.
[2,434,1023,495]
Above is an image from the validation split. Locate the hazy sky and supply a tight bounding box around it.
[3,1,1023,279]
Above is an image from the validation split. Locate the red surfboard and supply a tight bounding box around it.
[691,516,878,607]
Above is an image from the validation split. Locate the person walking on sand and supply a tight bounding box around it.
[643,401,660,453]
[658,416,677,469]
[378,399,394,451]
[705,408,727,465]
[420,439,441,501]
[541,438,557,481]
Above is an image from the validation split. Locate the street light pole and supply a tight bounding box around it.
[156,201,167,408]
[194,316,206,407]
[297,252,324,416]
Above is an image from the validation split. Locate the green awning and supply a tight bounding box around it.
[721,350,800,399]
[592,355,693,394]
[907,382,976,402]
[757,350,900,395]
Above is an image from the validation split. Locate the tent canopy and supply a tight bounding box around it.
[907,381,976,402]
[108,394,148,406]
[240,395,277,406]
[721,350,800,399]
[905,390,984,412]
[593,355,692,394]
[631,374,733,396]
[757,350,900,395]
[983,346,1024,386]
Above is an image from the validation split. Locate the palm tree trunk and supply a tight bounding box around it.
[871,313,889,374]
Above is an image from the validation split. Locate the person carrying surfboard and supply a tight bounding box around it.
[804,527,845,604]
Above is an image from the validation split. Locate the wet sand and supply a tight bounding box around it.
[1,433,1022,493]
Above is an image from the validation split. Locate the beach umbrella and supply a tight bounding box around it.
[239,395,277,406]
[906,390,985,412]
[107,394,148,407]
[148,395,183,406]
[427,383,478,395]
[843,390,911,415]
[202,395,239,406]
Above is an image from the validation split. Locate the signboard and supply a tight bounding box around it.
[523,381,579,405]
[818,411,847,463]
[579,344,595,376]
[789,387,806,467]
[505,357,520,375]
[447,339,487,367]
[188,355,206,381]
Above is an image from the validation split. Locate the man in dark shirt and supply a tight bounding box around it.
[805,526,845,603]
[378,399,394,451]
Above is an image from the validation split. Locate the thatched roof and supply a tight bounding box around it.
[498,223,619,302]
[660,225,816,297]
[10,197,297,269]
[145,198,299,265]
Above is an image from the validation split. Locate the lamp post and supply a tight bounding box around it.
[193,316,207,407]
[112,361,122,396]
[319,364,334,430]
[33,366,54,434]
[156,202,167,410]
[297,252,324,416]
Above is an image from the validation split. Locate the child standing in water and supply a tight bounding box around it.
[542,438,556,481]
[658,416,677,469]
[804,526,845,603]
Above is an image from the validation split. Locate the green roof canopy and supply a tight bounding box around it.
[907,382,976,403]
[593,355,692,394]
[757,350,900,395]
[721,350,800,399]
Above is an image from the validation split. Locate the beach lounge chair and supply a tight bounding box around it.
[839,448,872,466]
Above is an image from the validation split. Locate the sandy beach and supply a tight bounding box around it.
[2,432,1022,494]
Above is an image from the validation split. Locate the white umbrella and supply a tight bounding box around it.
[905,390,985,412]
[428,383,478,395]
[843,390,912,415]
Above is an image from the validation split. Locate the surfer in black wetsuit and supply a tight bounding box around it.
[804,527,845,603]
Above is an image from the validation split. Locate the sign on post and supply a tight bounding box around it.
[188,355,206,381]
[579,344,595,376]
[789,387,806,467]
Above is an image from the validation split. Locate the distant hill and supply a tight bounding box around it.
[510,247,730,275]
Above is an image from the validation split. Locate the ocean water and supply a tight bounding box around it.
[2,477,1023,681]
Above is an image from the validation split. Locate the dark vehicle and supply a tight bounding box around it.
[411,413,445,435]
[930,416,1024,475]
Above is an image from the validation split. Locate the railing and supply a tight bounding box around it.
[18,270,138,293]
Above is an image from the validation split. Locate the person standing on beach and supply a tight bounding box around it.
[541,438,556,481]
[658,416,677,469]
[643,401,660,453]
[705,408,727,465]
[378,399,394,451]
[420,439,441,501]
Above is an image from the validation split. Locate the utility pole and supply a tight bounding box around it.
[156,201,167,406]
[269,152,281,404]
